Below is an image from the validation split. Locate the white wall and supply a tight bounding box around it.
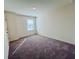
[37,3,75,44]
[5,11,37,41]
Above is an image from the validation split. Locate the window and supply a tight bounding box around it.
[27,20,34,31]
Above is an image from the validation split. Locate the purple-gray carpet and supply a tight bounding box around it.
[9,35,75,59]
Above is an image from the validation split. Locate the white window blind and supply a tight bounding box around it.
[27,20,34,31]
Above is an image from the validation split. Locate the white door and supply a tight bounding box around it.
[4,13,9,59]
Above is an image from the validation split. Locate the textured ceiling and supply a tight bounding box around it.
[4,0,74,16]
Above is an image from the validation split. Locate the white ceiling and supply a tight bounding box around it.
[4,0,74,16]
